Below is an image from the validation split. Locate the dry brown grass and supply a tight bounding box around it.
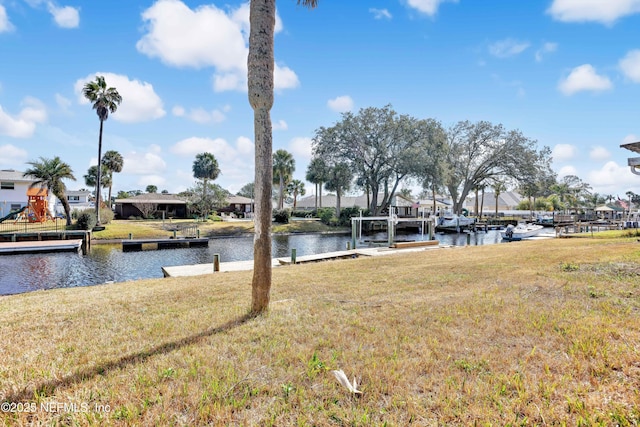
[1,237,639,425]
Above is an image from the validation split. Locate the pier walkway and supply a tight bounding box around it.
[161,243,443,278]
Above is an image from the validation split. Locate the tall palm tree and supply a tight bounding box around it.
[248,0,318,314]
[23,156,76,226]
[273,149,295,209]
[287,179,306,209]
[101,150,124,208]
[192,152,221,216]
[492,180,506,218]
[83,76,122,225]
[306,157,328,209]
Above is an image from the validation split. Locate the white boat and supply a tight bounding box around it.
[436,213,476,232]
[501,223,545,240]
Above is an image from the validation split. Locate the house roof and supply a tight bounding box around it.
[115,193,187,205]
[0,169,34,183]
[227,195,253,204]
[621,141,640,154]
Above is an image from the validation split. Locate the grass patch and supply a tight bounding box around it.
[91,219,347,240]
[0,237,639,424]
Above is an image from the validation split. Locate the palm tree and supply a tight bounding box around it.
[23,157,76,226]
[192,152,221,216]
[248,0,318,314]
[273,149,295,209]
[306,157,328,209]
[492,180,506,218]
[84,165,112,203]
[324,162,352,218]
[287,179,306,209]
[101,150,124,208]
[83,76,122,225]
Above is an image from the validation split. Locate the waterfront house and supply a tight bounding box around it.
[114,193,188,219]
[0,169,56,218]
[53,190,93,216]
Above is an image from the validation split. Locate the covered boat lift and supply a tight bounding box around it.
[349,208,437,249]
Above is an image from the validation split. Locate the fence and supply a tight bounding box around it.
[0,218,67,234]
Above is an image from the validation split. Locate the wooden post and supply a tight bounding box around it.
[173,230,177,239]
[351,220,357,249]
[466,233,471,246]
[128,233,133,240]
[213,254,220,272]
[291,248,297,264]
[346,241,351,250]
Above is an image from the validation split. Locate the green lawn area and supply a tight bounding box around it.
[0,236,639,424]
[91,218,348,240]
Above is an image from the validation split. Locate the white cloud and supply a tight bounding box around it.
[589,146,611,161]
[47,3,80,28]
[0,144,28,166]
[170,136,255,189]
[0,5,14,32]
[588,161,640,194]
[535,42,558,62]
[488,38,530,58]
[137,0,297,93]
[406,0,458,16]
[121,145,167,175]
[547,0,640,25]
[557,164,578,177]
[623,134,639,144]
[370,8,392,19]
[273,119,288,131]
[0,97,48,138]
[288,137,313,161]
[136,174,166,188]
[619,50,640,83]
[172,106,226,124]
[552,143,577,161]
[558,64,613,95]
[55,93,72,111]
[327,95,354,113]
[74,72,166,123]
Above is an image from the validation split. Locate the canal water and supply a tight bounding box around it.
[0,230,504,296]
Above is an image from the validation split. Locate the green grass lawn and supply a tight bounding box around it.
[1,236,639,425]
[91,218,348,240]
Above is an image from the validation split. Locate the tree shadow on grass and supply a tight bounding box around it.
[3,313,255,403]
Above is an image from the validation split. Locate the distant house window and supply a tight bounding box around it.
[1,182,15,190]
[68,195,80,202]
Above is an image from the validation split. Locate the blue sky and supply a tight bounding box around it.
[1,0,640,199]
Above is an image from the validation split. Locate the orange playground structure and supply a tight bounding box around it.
[14,188,54,223]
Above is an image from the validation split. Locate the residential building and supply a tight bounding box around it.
[0,169,56,218]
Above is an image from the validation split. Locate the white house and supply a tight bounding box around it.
[0,169,57,218]
[53,190,94,216]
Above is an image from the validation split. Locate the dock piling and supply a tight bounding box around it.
[213,254,220,272]
[291,248,297,264]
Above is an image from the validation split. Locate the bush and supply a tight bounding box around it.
[76,210,97,230]
[273,209,290,224]
[316,207,335,225]
[100,208,114,224]
[338,206,365,226]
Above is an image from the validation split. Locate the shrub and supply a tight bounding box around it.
[316,208,335,225]
[273,209,290,224]
[76,210,97,230]
[100,208,114,224]
[338,206,365,226]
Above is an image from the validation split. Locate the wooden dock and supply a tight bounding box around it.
[161,244,445,278]
[0,239,82,255]
[122,238,209,252]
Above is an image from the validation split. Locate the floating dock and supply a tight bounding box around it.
[122,238,209,252]
[0,239,82,255]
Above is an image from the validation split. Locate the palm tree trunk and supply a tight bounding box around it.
[95,119,104,225]
[60,195,72,226]
[248,0,275,315]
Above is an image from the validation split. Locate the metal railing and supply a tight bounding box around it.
[0,218,67,234]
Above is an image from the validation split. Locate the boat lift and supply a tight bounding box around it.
[349,208,436,249]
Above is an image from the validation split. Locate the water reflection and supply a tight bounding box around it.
[0,230,504,295]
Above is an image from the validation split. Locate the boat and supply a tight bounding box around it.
[500,223,545,241]
[435,212,476,233]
